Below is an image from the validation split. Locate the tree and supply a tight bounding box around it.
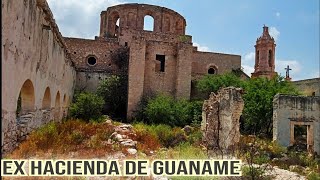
[196,72,244,97]
[96,75,127,118]
[196,73,300,137]
[69,92,105,121]
[242,76,299,137]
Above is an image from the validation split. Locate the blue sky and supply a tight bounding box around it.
[48,0,319,80]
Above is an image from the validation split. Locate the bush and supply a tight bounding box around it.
[133,123,187,148]
[97,75,127,118]
[142,94,202,127]
[69,92,105,121]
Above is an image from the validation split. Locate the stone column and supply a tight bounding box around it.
[201,87,244,155]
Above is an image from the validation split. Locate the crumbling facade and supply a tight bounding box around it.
[201,87,244,154]
[65,4,242,118]
[2,1,242,153]
[273,94,320,154]
[2,0,76,153]
[252,26,277,79]
[293,78,320,96]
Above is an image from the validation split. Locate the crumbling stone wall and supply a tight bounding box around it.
[273,94,320,154]
[201,87,244,154]
[64,38,125,92]
[2,0,75,153]
[293,78,320,96]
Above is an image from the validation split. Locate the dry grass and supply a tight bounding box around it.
[8,119,115,159]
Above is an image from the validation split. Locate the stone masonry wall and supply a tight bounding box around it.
[293,78,320,96]
[1,0,76,154]
[201,87,244,154]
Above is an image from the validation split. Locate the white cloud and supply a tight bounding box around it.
[47,0,125,38]
[193,42,210,52]
[276,12,280,17]
[242,65,254,76]
[275,59,302,80]
[241,52,255,76]
[269,27,280,41]
[243,52,255,62]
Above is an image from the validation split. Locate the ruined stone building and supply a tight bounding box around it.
[2,0,242,153]
[65,4,242,118]
[273,94,320,154]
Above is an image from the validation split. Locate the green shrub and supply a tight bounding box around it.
[142,94,202,127]
[307,172,320,180]
[69,92,105,121]
[97,75,127,118]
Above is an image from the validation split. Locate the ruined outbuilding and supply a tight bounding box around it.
[201,87,244,154]
[273,94,320,154]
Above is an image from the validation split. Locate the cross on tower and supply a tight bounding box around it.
[285,65,292,79]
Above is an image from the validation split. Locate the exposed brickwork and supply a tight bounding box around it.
[252,26,277,79]
[67,4,242,118]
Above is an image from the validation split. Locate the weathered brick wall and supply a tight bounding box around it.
[293,78,320,96]
[64,37,121,71]
[143,41,178,97]
[100,4,186,37]
[127,38,146,118]
[2,0,75,153]
[273,94,320,154]
[192,51,241,77]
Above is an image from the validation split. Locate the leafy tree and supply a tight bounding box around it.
[69,92,105,121]
[196,72,244,96]
[196,73,300,137]
[96,75,127,118]
[242,76,299,136]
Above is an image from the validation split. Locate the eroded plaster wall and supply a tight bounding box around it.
[273,94,320,154]
[1,0,76,153]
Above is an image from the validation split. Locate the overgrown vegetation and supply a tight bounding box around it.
[196,73,300,137]
[69,92,105,121]
[136,94,202,127]
[133,122,202,149]
[9,120,115,158]
[97,75,127,118]
[238,135,320,179]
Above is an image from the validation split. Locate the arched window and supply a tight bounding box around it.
[63,94,67,107]
[208,67,216,74]
[144,15,154,31]
[115,18,120,37]
[268,50,272,67]
[17,79,35,115]
[55,91,61,109]
[256,50,260,64]
[42,87,51,110]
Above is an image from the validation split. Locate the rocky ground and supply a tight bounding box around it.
[6,120,311,179]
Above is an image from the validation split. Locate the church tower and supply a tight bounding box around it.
[251,25,277,79]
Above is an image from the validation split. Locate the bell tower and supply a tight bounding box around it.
[251,25,277,79]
